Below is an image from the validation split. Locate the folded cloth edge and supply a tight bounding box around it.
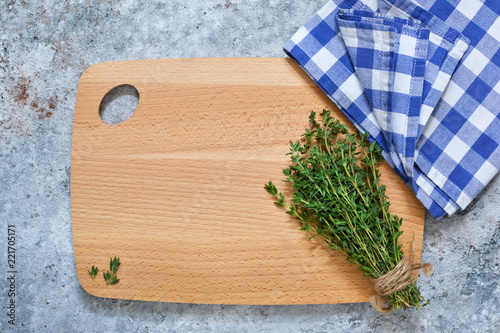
[282,0,490,219]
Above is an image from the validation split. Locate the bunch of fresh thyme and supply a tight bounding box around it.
[265,110,429,312]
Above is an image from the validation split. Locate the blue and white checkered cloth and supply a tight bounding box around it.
[284,0,500,218]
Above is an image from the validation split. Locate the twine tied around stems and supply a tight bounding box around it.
[369,232,433,314]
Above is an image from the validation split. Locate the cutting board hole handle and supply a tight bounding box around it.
[99,84,139,125]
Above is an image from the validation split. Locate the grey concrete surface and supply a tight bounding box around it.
[1,0,498,332]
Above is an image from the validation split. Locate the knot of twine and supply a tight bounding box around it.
[369,233,434,314]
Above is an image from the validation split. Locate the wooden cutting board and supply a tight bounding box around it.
[71,58,425,305]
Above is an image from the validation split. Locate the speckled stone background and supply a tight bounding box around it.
[1,0,499,332]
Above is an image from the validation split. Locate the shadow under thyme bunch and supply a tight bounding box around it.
[265,110,430,313]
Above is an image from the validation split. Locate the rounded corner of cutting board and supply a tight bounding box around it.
[71,57,426,305]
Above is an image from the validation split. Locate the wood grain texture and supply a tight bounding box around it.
[71,58,425,305]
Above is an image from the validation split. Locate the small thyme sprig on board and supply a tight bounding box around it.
[103,257,121,285]
[88,265,99,278]
[265,110,429,312]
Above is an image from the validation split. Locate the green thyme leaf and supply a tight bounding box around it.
[108,276,120,285]
[109,256,121,273]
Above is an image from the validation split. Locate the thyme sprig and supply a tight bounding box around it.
[265,110,429,312]
[88,265,99,279]
[103,257,121,285]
